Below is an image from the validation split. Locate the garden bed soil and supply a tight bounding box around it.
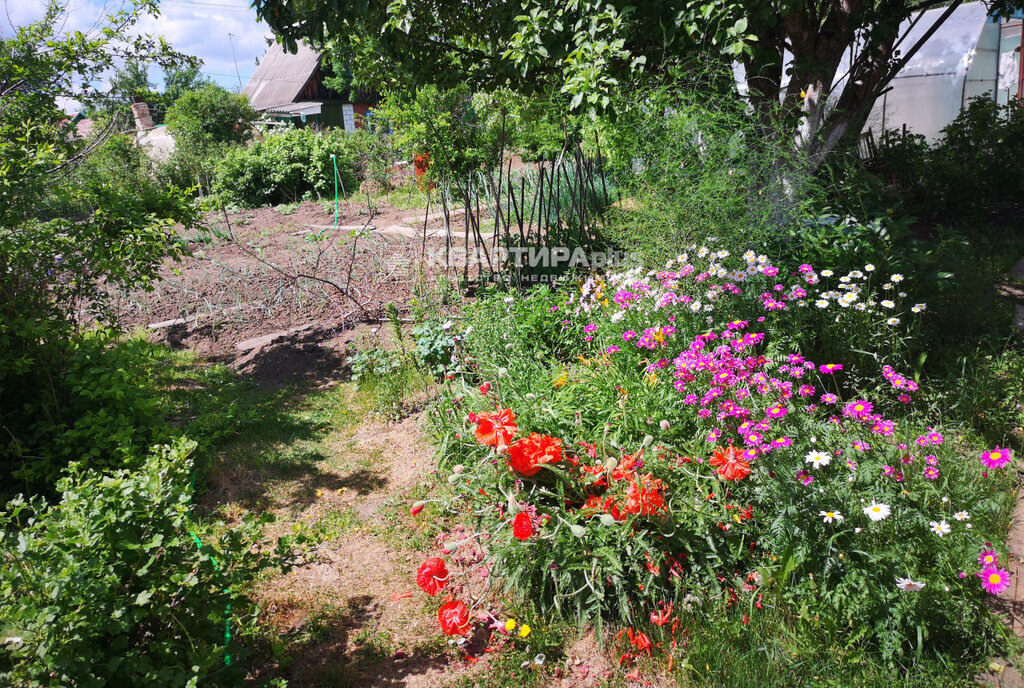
[111,199,474,365]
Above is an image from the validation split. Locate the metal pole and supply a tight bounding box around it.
[228,33,243,93]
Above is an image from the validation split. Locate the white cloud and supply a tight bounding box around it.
[3,0,273,94]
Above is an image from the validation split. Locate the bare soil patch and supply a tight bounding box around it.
[112,199,469,362]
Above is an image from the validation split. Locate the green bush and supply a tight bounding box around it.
[164,83,256,152]
[875,97,1024,225]
[212,127,365,207]
[0,438,298,687]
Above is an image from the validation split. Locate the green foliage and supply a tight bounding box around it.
[348,347,427,420]
[875,98,1024,226]
[0,2,195,491]
[412,320,458,376]
[164,83,257,152]
[0,438,300,687]
[212,127,365,207]
[161,61,212,110]
[426,253,1016,666]
[603,79,820,265]
[373,85,504,181]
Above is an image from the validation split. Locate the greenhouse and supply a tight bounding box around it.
[864,2,1024,141]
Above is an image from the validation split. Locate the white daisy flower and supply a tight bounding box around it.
[913,303,926,312]
[882,283,893,290]
[742,250,756,262]
[954,511,970,521]
[854,303,867,311]
[896,577,926,592]
[841,292,858,305]
[891,274,904,282]
[863,501,891,521]
[815,299,829,308]
[848,270,864,279]
[697,247,709,258]
[819,510,844,523]
[864,264,875,272]
[839,276,851,283]
[805,450,831,469]
[886,317,900,326]
[880,300,895,309]
[929,520,951,537]
[820,269,834,277]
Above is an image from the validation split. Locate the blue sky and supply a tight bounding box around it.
[3,0,273,98]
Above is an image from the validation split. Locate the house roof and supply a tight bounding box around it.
[243,40,321,111]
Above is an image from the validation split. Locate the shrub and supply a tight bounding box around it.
[164,83,257,152]
[212,127,365,207]
[0,438,299,686]
[415,249,1015,665]
[875,97,1024,225]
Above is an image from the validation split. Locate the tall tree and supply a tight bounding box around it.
[162,59,209,107]
[252,0,1024,167]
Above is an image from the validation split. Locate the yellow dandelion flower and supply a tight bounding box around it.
[519,624,531,638]
[505,619,516,632]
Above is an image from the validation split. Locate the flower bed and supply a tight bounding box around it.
[413,248,1016,665]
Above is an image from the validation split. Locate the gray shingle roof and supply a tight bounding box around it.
[243,40,321,111]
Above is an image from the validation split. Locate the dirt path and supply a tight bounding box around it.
[218,399,463,687]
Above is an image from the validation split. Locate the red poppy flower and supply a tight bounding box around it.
[416,557,449,596]
[474,409,517,447]
[507,433,563,476]
[437,599,470,636]
[650,603,674,626]
[512,512,534,540]
[623,474,666,516]
[479,382,491,396]
[710,445,751,481]
[611,450,643,482]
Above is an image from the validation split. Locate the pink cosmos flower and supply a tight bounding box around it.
[796,470,814,486]
[978,566,1012,595]
[923,466,939,480]
[766,405,788,419]
[979,548,999,567]
[743,431,762,446]
[843,400,873,420]
[605,345,620,355]
[980,446,1012,470]
[819,363,843,374]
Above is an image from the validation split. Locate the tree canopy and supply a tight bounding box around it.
[253,0,1024,162]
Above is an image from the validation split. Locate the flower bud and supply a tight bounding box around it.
[659,419,671,431]
[599,514,616,527]
[570,524,586,537]
[410,501,426,516]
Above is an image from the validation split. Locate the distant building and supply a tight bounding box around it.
[243,40,375,130]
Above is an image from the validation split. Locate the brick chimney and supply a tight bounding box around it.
[131,101,154,131]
